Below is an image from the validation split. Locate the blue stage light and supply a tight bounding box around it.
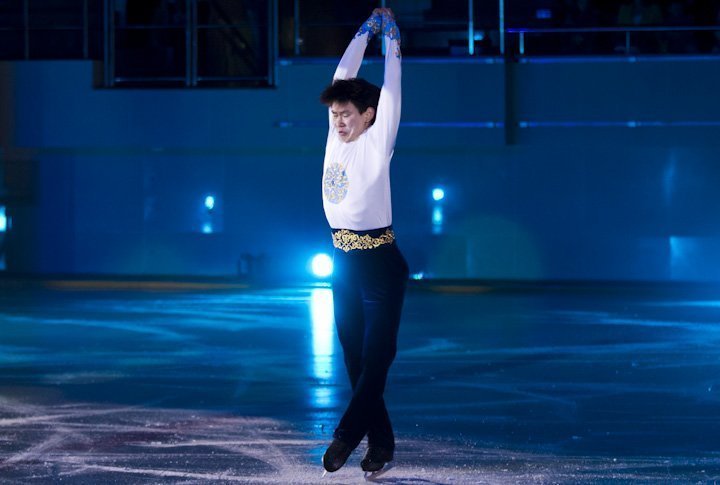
[205,195,215,211]
[432,206,444,235]
[536,8,552,19]
[311,253,333,278]
[432,187,445,201]
[0,207,6,232]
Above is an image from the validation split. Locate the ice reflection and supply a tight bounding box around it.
[309,288,337,409]
[311,387,334,408]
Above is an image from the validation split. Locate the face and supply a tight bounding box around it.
[330,101,374,143]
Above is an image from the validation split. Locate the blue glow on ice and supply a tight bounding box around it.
[309,288,335,382]
[202,222,213,234]
[311,386,334,408]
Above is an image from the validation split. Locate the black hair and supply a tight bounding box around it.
[320,78,381,125]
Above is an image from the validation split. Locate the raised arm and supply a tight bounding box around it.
[371,9,402,156]
[333,11,382,81]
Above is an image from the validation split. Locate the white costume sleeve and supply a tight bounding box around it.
[326,13,380,131]
[333,12,381,80]
[369,13,402,158]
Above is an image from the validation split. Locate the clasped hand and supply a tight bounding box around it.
[372,8,395,22]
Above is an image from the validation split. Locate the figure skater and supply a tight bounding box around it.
[318,7,408,475]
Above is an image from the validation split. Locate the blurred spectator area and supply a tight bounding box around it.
[279,0,501,56]
[0,0,718,86]
[507,0,720,55]
[286,0,720,57]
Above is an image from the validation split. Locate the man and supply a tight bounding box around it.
[318,7,408,474]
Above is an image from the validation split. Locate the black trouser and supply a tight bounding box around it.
[331,232,409,450]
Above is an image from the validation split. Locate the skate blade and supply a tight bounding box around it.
[364,463,394,481]
[320,456,328,478]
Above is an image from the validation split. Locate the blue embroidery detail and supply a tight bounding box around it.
[323,163,349,204]
[356,13,382,42]
[381,14,402,58]
[355,12,402,57]
[382,15,400,41]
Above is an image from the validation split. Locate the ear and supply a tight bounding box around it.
[364,107,376,124]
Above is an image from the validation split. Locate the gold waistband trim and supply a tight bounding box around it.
[332,228,395,252]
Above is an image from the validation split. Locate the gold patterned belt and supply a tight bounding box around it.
[332,227,395,252]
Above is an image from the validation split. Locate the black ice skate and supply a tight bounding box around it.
[360,446,393,472]
[322,438,354,473]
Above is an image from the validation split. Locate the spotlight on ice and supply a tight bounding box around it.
[311,253,333,278]
[432,187,445,201]
[205,195,215,211]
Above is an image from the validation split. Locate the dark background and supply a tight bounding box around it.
[1,0,720,282]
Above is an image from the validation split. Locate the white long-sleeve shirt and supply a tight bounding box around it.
[322,16,401,231]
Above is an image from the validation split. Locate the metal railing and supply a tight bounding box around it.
[288,0,489,57]
[285,0,719,58]
[507,26,720,57]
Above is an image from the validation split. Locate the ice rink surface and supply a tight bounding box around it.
[1,281,720,483]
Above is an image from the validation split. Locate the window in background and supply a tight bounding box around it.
[106,0,277,87]
[0,0,102,60]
